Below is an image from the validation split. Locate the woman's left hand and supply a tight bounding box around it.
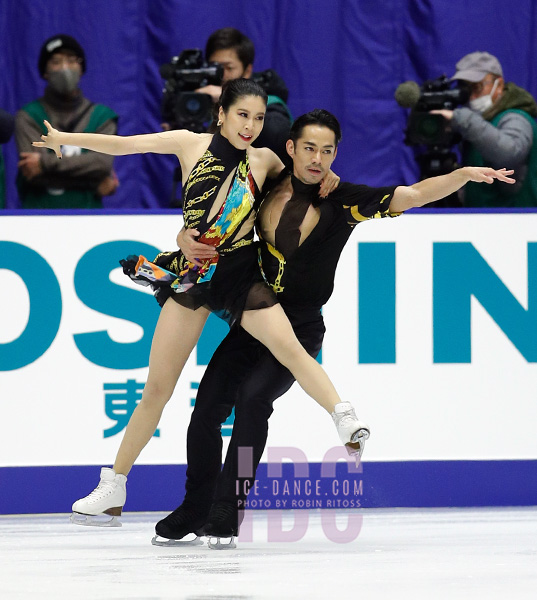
[319,169,340,198]
[32,120,63,159]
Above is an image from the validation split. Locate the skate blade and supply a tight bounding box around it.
[345,444,363,467]
[207,536,236,550]
[151,534,204,547]
[346,429,369,466]
[70,512,122,527]
[351,427,370,443]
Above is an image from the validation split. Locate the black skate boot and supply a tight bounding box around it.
[203,501,239,550]
[152,501,209,547]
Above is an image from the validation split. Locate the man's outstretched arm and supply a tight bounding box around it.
[389,167,515,213]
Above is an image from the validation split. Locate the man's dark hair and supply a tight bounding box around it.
[205,28,255,70]
[290,109,342,147]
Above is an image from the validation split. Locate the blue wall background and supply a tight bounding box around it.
[3,461,537,514]
[1,0,536,209]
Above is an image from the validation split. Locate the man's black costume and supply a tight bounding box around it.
[156,171,397,540]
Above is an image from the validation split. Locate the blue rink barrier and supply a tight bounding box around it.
[1,460,536,514]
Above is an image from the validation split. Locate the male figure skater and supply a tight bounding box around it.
[156,109,514,547]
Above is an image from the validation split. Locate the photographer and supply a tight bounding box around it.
[197,27,292,164]
[161,29,292,205]
[432,52,537,207]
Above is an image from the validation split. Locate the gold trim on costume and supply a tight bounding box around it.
[261,242,286,293]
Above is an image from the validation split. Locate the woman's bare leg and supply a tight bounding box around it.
[113,299,210,475]
[240,304,341,414]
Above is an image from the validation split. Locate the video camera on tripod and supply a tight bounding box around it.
[395,75,471,189]
[395,75,471,207]
[160,49,223,132]
[395,75,470,146]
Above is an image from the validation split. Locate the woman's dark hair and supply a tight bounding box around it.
[210,78,267,131]
[219,78,267,112]
[289,109,342,146]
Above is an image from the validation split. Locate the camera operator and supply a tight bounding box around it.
[161,29,292,206]
[197,27,292,164]
[431,51,537,207]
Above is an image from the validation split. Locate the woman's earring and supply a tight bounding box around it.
[217,119,223,126]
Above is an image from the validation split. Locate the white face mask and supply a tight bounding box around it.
[469,78,500,113]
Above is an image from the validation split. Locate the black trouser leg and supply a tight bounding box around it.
[215,309,325,507]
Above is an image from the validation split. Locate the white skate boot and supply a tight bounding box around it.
[331,402,370,465]
[70,467,127,527]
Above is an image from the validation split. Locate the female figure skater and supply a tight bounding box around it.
[34,79,369,525]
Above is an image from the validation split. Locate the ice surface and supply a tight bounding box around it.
[0,507,536,599]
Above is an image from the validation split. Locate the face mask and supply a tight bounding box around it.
[47,69,81,95]
[469,78,500,113]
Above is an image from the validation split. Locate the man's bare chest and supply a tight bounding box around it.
[258,181,321,249]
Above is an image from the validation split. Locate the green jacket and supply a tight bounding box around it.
[17,100,117,209]
[464,109,537,207]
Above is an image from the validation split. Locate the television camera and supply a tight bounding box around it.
[160,49,223,132]
[395,75,470,186]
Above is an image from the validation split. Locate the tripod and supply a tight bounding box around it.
[416,147,462,208]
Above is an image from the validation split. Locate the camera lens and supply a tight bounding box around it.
[407,113,450,146]
[173,92,214,132]
[185,97,202,115]
[418,115,443,139]
[176,92,210,120]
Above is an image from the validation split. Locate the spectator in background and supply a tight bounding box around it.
[0,108,15,209]
[15,34,119,209]
[198,27,293,164]
[432,51,537,207]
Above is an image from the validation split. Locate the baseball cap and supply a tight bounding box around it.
[451,51,503,82]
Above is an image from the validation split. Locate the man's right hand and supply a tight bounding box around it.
[430,109,454,121]
[195,85,223,104]
[176,228,218,266]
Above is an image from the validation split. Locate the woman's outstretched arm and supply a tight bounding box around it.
[33,119,195,158]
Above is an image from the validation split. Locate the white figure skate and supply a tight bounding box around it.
[70,467,127,527]
[331,402,370,465]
